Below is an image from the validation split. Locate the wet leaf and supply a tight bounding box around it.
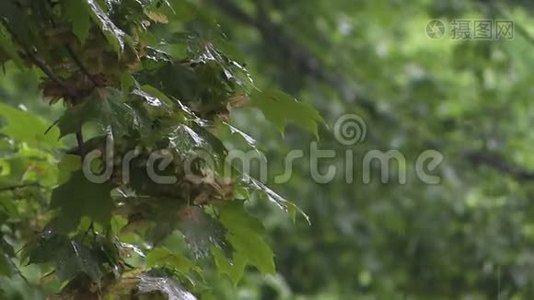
[138,273,196,300]
[86,0,125,53]
[218,202,275,276]
[178,207,225,258]
[55,240,103,284]
[246,175,310,224]
[50,171,115,232]
[57,87,138,137]
[222,122,257,150]
[146,248,195,275]
[210,246,246,286]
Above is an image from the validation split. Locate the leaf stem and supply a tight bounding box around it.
[76,129,86,157]
[66,45,99,87]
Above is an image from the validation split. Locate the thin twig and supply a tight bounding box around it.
[8,257,30,285]
[43,3,92,155]
[82,222,95,241]
[464,150,534,181]
[0,19,73,95]
[76,129,85,157]
[66,46,99,87]
[43,1,99,88]
[44,119,59,136]
[29,51,71,92]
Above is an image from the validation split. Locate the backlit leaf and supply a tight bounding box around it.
[251,89,323,137]
[146,248,195,275]
[0,103,61,149]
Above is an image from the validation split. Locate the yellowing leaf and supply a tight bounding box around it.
[145,11,168,24]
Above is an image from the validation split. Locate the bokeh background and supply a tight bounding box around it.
[2,0,534,299]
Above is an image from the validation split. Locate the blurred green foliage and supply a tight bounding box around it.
[1,0,534,299]
[201,0,534,299]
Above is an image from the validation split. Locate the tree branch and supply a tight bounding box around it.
[0,19,74,96]
[66,45,99,87]
[44,5,99,88]
[464,150,534,181]
[208,0,380,116]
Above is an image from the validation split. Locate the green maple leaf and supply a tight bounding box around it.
[251,88,323,137]
[146,247,196,275]
[86,0,125,53]
[0,102,61,149]
[57,87,137,138]
[50,171,115,232]
[63,0,92,44]
[216,202,275,284]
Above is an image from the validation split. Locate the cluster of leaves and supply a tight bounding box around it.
[0,0,322,298]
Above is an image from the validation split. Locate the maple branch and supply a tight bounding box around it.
[66,45,99,87]
[0,19,74,97]
[45,8,99,88]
